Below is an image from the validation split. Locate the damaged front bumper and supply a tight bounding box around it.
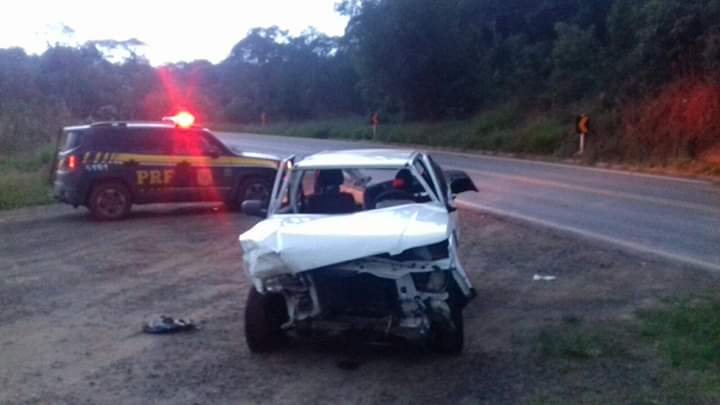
[239,204,475,343]
[260,262,468,343]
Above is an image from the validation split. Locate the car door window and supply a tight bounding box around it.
[170,131,221,156]
[60,131,82,151]
[123,129,170,154]
[199,132,226,155]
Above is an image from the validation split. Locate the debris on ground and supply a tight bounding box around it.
[533,274,557,282]
[142,315,196,334]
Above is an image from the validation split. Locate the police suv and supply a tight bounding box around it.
[52,116,278,220]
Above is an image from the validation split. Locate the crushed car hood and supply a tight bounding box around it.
[239,203,450,279]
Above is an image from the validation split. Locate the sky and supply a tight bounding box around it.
[0,0,348,65]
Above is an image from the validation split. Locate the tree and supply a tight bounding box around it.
[551,23,601,103]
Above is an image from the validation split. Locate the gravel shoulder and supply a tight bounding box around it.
[0,204,717,404]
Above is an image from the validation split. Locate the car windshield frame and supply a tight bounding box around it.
[268,160,443,216]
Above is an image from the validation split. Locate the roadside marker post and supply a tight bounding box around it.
[261,112,267,127]
[576,114,590,155]
[371,112,379,139]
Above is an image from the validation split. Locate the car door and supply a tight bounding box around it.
[124,128,178,203]
[422,154,475,299]
[166,129,221,202]
[423,154,460,231]
[197,131,234,201]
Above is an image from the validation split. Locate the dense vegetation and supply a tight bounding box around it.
[2,0,720,165]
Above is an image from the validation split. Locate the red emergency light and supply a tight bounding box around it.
[164,111,196,128]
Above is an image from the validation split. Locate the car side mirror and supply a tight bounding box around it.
[242,200,268,218]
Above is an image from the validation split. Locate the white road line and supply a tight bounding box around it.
[457,200,720,273]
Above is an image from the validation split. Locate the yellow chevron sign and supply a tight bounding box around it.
[577,115,590,135]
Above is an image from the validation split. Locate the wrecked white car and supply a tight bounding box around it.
[239,149,478,354]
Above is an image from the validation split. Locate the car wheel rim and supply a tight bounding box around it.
[96,188,126,217]
[243,182,270,203]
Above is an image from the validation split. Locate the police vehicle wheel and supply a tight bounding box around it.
[89,182,131,221]
[430,305,464,355]
[234,177,272,209]
[245,288,288,353]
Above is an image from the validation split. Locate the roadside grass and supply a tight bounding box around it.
[532,296,720,404]
[537,323,630,361]
[0,145,55,210]
[213,106,573,156]
[212,106,720,177]
[639,296,720,403]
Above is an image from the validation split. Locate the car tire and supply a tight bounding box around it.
[88,181,132,221]
[431,305,464,355]
[232,176,272,211]
[244,287,288,353]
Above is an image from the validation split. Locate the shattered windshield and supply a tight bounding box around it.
[275,167,434,214]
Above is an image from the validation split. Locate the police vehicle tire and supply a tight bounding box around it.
[233,176,272,210]
[88,181,132,221]
[430,305,464,355]
[244,288,288,353]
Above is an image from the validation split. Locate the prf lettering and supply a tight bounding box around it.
[136,169,174,186]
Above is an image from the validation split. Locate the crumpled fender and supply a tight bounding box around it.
[239,203,451,281]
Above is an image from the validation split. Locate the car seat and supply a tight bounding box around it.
[371,169,416,209]
[305,169,357,214]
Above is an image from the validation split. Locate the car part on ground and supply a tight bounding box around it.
[142,315,196,334]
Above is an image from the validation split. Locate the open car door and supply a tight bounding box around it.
[444,169,478,195]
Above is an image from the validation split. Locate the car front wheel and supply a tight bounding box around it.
[431,305,464,355]
[244,288,288,353]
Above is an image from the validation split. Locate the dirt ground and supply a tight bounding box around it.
[0,203,717,404]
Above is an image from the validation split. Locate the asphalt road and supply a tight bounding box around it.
[215,132,720,272]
